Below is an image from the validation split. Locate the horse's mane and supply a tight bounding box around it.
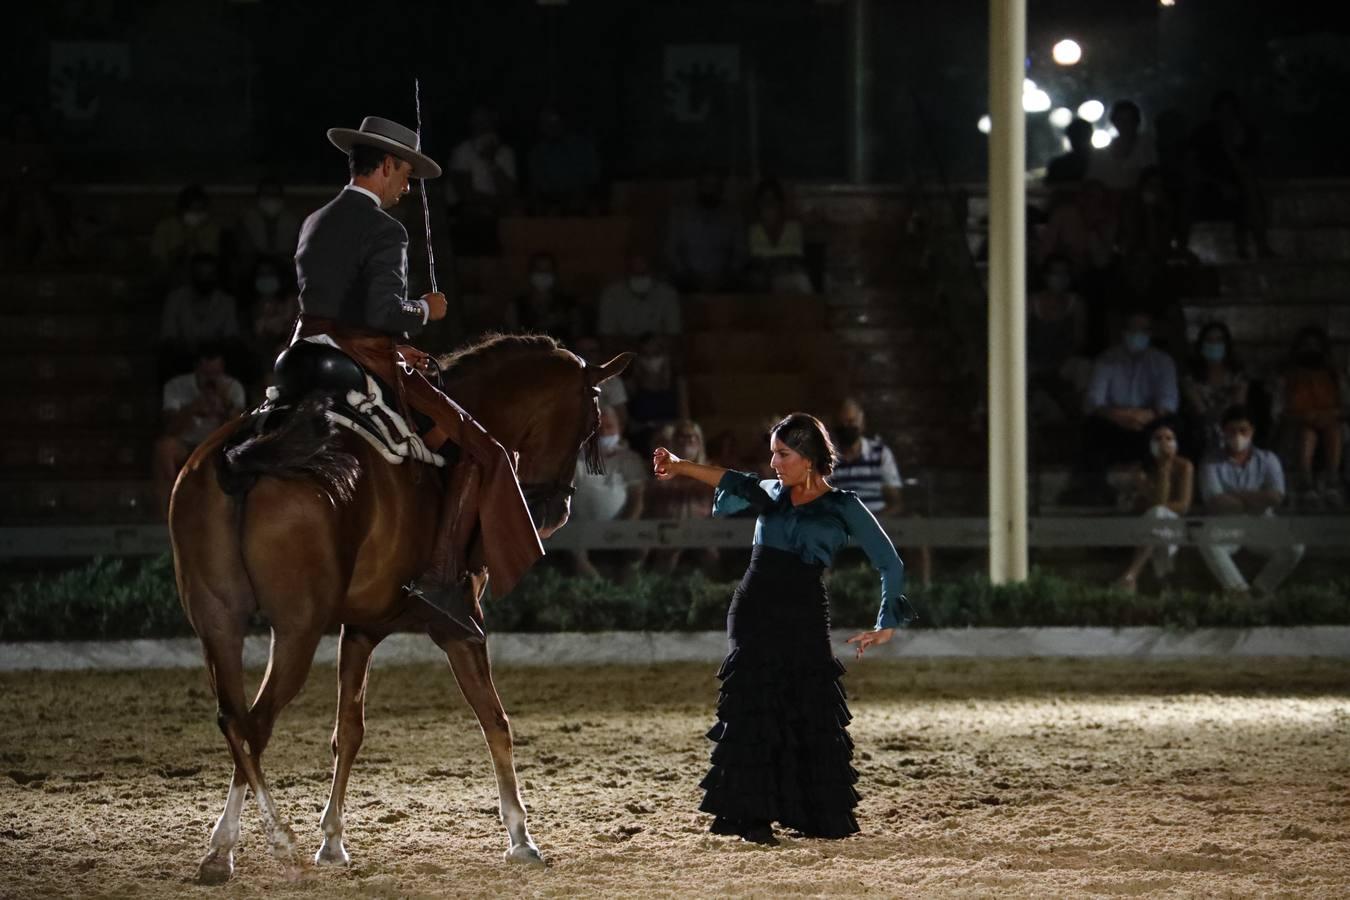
[440,332,570,380]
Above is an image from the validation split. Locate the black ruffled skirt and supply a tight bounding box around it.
[698,546,861,838]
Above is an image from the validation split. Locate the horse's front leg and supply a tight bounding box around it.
[431,616,542,865]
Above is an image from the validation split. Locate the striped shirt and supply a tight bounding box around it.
[830,435,902,514]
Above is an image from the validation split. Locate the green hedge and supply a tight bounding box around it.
[2,555,1348,642]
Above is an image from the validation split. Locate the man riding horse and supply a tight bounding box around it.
[292,115,542,634]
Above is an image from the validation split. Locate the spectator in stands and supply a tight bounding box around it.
[1117,166,1182,305]
[159,253,242,378]
[666,173,745,291]
[503,251,584,343]
[625,332,688,455]
[151,184,223,279]
[641,419,718,573]
[1090,101,1158,194]
[746,178,812,294]
[1115,421,1193,592]
[0,107,65,265]
[1045,118,1095,188]
[1186,90,1274,260]
[597,251,682,340]
[247,256,299,388]
[1033,178,1117,284]
[236,176,301,272]
[830,397,903,516]
[573,334,628,429]
[152,342,246,517]
[1198,405,1304,595]
[1273,326,1344,508]
[527,107,601,216]
[1066,309,1180,504]
[569,404,648,578]
[446,107,517,255]
[1181,321,1248,458]
[1027,254,1091,422]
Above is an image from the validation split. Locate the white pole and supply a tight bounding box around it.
[987,0,1029,582]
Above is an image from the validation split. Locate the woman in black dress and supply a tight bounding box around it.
[653,413,914,846]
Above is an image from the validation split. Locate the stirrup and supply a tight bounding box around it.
[405,579,485,643]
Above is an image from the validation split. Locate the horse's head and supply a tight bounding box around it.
[441,335,633,539]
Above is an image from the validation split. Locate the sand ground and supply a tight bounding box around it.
[1,656,1348,898]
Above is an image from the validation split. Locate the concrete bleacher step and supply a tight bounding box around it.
[0,432,152,477]
[1188,224,1350,265]
[1215,260,1350,300]
[0,353,156,386]
[682,293,827,331]
[0,392,159,428]
[686,372,844,418]
[498,216,632,255]
[0,273,136,309]
[682,331,837,374]
[0,479,157,524]
[1269,185,1350,228]
[1180,301,1350,345]
[0,313,158,349]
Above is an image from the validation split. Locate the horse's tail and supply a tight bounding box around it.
[217,395,361,502]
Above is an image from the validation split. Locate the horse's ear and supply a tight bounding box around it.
[588,352,634,387]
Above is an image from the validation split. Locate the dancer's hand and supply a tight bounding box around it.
[652,447,683,480]
[846,628,894,659]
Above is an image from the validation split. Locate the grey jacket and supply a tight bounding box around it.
[295,188,426,337]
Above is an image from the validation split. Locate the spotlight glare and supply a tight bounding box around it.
[978,114,992,134]
[1091,129,1113,149]
[1052,39,1082,66]
[1049,107,1074,129]
[1023,89,1052,113]
[1077,99,1106,123]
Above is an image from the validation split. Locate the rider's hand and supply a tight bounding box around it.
[422,292,448,322]
[845,628,894,659]
[398,344,431,373]
[652,447,683,480]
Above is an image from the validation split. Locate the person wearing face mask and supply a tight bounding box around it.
[1181,322,1249,458]
[1274,326,1344,508]
[238,177,301,269]
[151,184,223,279]
[503,251,583,342]
[568,405,648,579]
[1115,422,1193,592]
[597,252,682,344]
[665,172,747,291]
[159,252,242,379]
[1197,405,1304,595]
[625,332,688,455]
[248,258,300,385]
[1065,310,1180,505]
[652,413,915,846]
[446,107,517,255]
[746,178,812,294]
[526,107,601,216]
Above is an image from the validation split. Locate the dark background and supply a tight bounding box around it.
[6,0,1350,184]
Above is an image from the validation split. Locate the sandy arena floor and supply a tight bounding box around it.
[1,655,1348,898]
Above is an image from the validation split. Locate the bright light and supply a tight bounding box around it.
[1023,89,1052,113]
[1052,39,1082,66]
[1023,78,1038,94]
[1159,0,1176,6]
[1091,129,1113,149]
[1049,107,1074,129]
[1077,99,1105,123]
[978,114,992,134]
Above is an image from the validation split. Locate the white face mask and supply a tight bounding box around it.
[628,275,654,295]
[1150,436,1175,458]
[529,272,556,292]
[597,433,621,452]
[1229,434,1251,454]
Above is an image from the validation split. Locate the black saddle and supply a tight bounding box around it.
[273,341,368,402]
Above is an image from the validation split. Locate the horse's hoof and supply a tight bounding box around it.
[269,823,300,861]
[314,838,350,867]
[196,849,234,885]
[505,843,545,866]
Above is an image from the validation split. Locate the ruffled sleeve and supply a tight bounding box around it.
[712,470,778,518]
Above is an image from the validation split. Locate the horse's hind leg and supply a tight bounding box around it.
[316,626,384,866]
[431,623,543,865]
[194,620,250,885]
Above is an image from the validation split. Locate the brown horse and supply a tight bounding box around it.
[170,333,630,883]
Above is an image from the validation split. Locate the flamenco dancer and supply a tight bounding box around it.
[653,413,915,846]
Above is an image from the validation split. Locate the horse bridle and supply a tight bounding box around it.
[516,372,600,517]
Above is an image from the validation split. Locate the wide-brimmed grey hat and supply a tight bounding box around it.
[327,116,442,179]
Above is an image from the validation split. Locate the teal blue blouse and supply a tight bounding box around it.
[713,470,915,630]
